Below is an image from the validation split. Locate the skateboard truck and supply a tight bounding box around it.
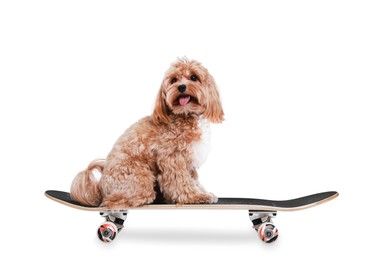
[249,210,278,243]
[98,210,128,242]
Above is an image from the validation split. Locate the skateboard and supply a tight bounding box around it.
[45,190,338,243]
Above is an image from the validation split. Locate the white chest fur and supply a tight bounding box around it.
[192,118,211,169]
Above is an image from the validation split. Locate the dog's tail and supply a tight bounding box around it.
[70,159,105,206]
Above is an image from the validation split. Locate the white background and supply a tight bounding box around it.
[1,0,384,259]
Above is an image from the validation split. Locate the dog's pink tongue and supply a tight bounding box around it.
[179,95,190,106]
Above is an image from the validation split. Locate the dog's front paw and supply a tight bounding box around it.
[186,192,218,204]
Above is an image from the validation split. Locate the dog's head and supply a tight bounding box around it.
[153,58,224,125]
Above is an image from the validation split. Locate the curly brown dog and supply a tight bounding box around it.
[70,58,224,209]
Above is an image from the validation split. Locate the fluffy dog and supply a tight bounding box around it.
[70,58,224,209]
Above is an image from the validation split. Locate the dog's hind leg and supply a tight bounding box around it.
[100,166,156,209]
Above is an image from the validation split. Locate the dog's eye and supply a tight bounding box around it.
[170,77,177,84]
[190,74,198,82]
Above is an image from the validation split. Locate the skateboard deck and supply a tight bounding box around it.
[45,190,338,243]
[45,190,338,211]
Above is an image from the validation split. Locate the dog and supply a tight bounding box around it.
[70,58,224,209]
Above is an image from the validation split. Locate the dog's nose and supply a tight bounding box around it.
[178,85,187,93]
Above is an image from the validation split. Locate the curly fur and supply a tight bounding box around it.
[70,58,224,209]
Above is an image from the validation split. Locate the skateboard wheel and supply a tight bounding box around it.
[97,222,118,243]
[257,222,278,243]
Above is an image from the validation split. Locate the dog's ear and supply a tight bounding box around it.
[152,85,170,125]
[203,73,224,123]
